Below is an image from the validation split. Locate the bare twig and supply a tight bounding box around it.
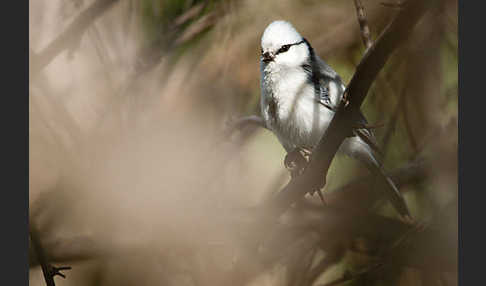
[30,0,120,81]
[353,0,373,49]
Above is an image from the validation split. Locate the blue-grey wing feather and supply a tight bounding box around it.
[307,57,382,154]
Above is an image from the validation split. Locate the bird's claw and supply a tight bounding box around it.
[49,265,72,279]
[284,148,327,205]
[284,147,311,177]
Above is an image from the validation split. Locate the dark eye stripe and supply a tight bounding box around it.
[277,45,290,54]
[275,40,305,55]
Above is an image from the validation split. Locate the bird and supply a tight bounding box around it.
[259,20,412,220]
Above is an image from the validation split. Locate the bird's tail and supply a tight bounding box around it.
[344,137,412,220]
[372,162,412,220]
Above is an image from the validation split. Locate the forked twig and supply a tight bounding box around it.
[30,224,71,286]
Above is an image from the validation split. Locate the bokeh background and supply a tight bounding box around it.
[29,0,458,285]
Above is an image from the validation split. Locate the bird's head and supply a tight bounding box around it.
[260,20,310,69]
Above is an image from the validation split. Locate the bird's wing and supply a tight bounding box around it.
[315,58,383,155]
[315,57,345,110]
[304,55,383,155]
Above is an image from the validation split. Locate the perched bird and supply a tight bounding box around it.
[259,20,411,219]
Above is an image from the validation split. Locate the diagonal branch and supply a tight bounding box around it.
[265,0,437,220]
[30,0,120,81]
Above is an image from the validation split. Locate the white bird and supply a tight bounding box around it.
[259,20,411,219]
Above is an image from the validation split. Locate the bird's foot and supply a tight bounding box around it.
[284,147,312,177]
[285,148,327,206]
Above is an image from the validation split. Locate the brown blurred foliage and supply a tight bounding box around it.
[29,0,457,286]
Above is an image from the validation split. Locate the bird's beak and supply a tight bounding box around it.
[262,52,274,63]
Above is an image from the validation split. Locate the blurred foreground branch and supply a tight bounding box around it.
[30,0,120,81]
[29,158,423,268]
[29,235,104,268]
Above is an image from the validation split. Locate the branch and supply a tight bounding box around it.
[264,0,436,221]
[30,0,119,81]
[353,0,373,49]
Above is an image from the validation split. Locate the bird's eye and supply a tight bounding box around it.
[278,44,291,54]
[261,48,264,55]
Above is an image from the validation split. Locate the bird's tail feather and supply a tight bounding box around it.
[372,163,412,220]
[347,139,412,220]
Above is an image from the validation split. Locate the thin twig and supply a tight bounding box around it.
[353,0,373,50]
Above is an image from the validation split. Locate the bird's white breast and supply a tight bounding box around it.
[260,63,335,151]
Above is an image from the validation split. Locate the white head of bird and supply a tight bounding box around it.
[260,20,310,70]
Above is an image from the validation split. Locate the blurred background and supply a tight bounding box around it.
[29,0,457,285]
